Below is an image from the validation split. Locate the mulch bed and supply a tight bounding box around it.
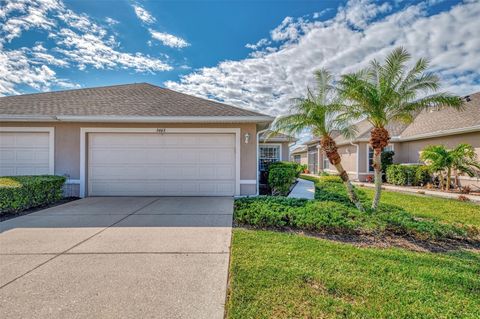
[0,197,80,222]
[235,224,480,254]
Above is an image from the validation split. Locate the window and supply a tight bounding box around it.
[323,155,330,170]
[293,155,301,163]
[368,145,393,172]
[259,145,280,171]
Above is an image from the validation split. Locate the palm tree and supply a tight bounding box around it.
[338,47,463,209]
[421,144,480,191]
[420,145,449,190]
[272,69,364,211]
[452,144,480,189]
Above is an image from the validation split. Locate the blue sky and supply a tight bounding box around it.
[1,0,479,116]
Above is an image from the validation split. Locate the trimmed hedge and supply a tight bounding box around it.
[268,161,302,196]
[386,164,431,186]
[0,175,66,214]
[235,176,469,240]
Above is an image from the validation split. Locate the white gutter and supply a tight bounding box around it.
[0,114,274,123]
[398,125,480,141]
[0,115,57,122]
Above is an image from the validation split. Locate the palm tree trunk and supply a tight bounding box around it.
[446,167,451,191]
[321,135,364,211]
[438,172,444,190]
[334,163,364,211]
[372,149,382,210]
[370,127,390,211]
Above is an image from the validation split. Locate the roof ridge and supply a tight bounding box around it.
[0,82,150,99]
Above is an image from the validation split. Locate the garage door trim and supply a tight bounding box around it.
[0,126,55,175]
[80,127,241,197]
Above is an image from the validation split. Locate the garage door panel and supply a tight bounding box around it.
[90,180,235,196]
[90,165,235,181]
[0,132,51,177]
[88,133,236,196]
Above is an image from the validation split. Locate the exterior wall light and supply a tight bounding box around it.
[244,133,251,144]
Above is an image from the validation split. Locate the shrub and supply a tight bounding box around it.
[0,175,66,214]
[386,164,417,186]
[314,175,367,205]
[386,165,432,186]
[234,196,468,240]
[381,150,395,181]
[268,161,298,196]
[414,166,432,186]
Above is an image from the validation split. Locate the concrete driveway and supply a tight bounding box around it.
[0,197,233,319]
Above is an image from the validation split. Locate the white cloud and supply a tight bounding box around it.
[0,0,171,95]
[105,17,119,26]
[166,0,480,117]
[0,49,76,96]
[245,38,271,50]
[336,0,392,29]
[132,4,156,24]
[149,29,190,48]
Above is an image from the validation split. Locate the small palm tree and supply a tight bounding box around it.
[272,69,364,211]
[339,47,463,209]
[452,144,480,188]
[420,145,450,190]
[422,144,480,190]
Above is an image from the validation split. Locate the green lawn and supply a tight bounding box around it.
[300,174,480,227]
[360,187,480,226]
[227,229,480,319]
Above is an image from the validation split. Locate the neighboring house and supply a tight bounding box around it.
[304,92,480,187]
[290,145,308,165]
[0,83,274,197]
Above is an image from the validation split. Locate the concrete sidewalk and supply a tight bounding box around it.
[0,196,233,319]
[288,178,315,200]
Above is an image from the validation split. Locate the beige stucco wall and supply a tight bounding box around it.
[395,132,480,163]
[0,121,259,195]
[396,132,480,187]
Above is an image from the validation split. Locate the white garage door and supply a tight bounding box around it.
[0,132,51,176]
[88,133,236,196]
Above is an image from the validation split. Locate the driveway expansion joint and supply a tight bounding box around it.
[0,197,161,290]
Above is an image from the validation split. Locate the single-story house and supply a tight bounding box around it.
[0,83,275,197]
[290,145,308,165]
[304,92,480,187]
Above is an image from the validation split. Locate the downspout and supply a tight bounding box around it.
[256,128,270,196]
[350,141,359,181]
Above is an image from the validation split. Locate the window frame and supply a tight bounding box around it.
[367,144,394,173]
[259,143,282,172]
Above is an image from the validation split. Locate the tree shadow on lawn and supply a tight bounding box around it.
[235,224,480,254]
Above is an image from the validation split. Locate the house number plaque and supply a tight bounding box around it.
[156,128,166,134]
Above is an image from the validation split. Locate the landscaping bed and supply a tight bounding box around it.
[235,176,479,242]
[226,229,480,319]
[0,175,67,216]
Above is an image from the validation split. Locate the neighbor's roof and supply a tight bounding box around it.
[300,91,480,146]
[259,130,298,143]
[0,83,274,123]
[399,92,480,139]
[291,145,307,154]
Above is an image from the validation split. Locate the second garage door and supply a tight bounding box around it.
[87,132,236,196]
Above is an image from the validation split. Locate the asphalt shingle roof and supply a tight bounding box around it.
[400,92,480,138]
[0,83,271,119]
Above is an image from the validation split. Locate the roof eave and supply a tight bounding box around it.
[0,115,275,124]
